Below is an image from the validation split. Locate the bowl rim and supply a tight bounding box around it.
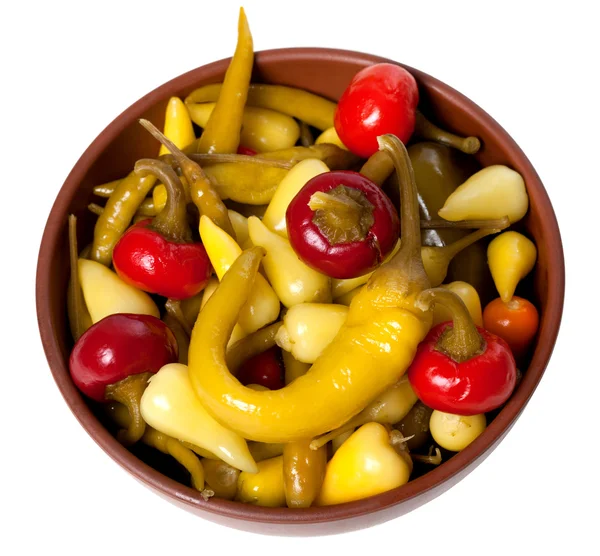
[36,46,565,526]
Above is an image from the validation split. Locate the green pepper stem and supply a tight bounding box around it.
[414,111,481,155]
[87,203,104,217]
[439,226,505,261]
[104,372,152,446]
[420,216,510,230]
[360,150,395,186]
[372,135,429,294]
[134,159,192,243]
[418,288,484,362]
[226,320,283,372]
[411,446,443,465]
[187,153,293,169]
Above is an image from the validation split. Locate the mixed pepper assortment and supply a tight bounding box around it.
[66,7,541,508]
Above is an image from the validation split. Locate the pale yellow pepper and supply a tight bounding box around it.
[187,102,300,153]
[236,456,286,507]
[227,210,251,249]
[159,97,196,156]
[275,303,348,363]
[310,375,417,449]
[247,216,332,307]
[199,215,280,334]
[432,281,483,326]
[316,423,412,506]
[438,165,528,224]
[200,277,246,346]
[262,158,329,237]
[487,231,537,303]
[430,410,486,452]
[140,363,258,473]
[315,126,348,150]
[78,258,159,323]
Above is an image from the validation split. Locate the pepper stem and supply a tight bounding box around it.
[438,226,505,261]
[370,135,429,295]
[411,446,443,465]
[420,216,510,230]
[414,111,481,154]
[308,186,375,245]
[134,159,192,243]
[226,320,283,373]
[104,372,152,446]
[418,288,484,362]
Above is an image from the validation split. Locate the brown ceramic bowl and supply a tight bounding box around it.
[36,48,564,535]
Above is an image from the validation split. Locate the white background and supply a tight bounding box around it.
[2,0,598,554]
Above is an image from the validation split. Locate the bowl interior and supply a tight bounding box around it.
[36,48,564,530]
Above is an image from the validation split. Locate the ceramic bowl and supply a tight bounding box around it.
[36,48,564,535]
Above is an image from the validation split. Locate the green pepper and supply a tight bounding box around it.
[407,142,495,302]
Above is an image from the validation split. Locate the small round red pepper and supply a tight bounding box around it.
[286,170,399,279]
[112,158,212,300]
[334,63,419,158]
[236,346,285,390]
[408,288,517,416]
[69,313,178,443]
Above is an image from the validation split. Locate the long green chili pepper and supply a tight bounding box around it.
[91,171,157,265]
[185,84,337,130]
[195,7,253,154]
[139,119,236,237]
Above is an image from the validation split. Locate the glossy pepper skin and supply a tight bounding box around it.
[187,135,433,443]
[286,171,399,279]
[334,63,419,158]
[408,289,517,416]
[236,346,285,391]
[113,218,212,300]
[69,313,178,402]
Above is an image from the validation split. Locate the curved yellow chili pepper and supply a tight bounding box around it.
[195,7,253,154]
[200,277,247,346]
[186,84,336,130]
[487,230,537,303]
[159,97,196,156]
[236,456,286,507]
[187,102,300,153]
[262,158,329,237]
[140,363,258,473]
[78,259,159,323]
[199,215,280,334]
[188,134,432,443]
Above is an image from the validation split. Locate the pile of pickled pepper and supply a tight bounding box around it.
[67,7,541,508]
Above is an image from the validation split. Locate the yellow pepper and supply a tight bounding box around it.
[195,7,253,154]
[187,135,433,443]
[438,165,529,224]
[487,231,537,303]
[236,456,286,507]
[247,216,332,308]
[283,440,327,508]
[315,423,412,506]
[433,281,483,326]
[275,303,348,364]
[140,363,258,473]
[159,96,196,156]
[282,350,311,385]
[227,210,251,249]
[315,126,348,150]
[310,375,417,449]
[185,84,336,131]
[262,158,330,237]
[202,459,239,500]
[78,258,159,323]
[199,215,280,334]
[429,410,486,452]
[199,277,246,346]
[187,102,300,153]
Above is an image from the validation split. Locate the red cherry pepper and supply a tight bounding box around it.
[408,288,517,416]
[236,346,285,390]
[113,158,212,300]
[69,313,178,443]
[237,145,257,156]
[286,170,399,279]
[334,63,419,158]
